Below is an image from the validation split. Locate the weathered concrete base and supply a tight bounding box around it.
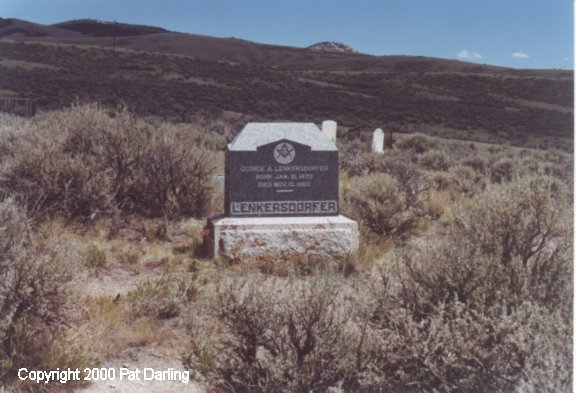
[203,215,359,260]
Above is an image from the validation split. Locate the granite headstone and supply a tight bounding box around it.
[225,123,339,217]
[204,122,358,259]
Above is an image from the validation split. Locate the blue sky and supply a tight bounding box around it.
[1,0,573,69]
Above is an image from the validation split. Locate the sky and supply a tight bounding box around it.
[1,0,573,69]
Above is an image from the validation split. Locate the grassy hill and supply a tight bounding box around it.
[0,19,572,150]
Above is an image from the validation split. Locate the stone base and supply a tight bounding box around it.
[203,215,359,260]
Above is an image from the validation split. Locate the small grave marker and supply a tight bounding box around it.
[321,120,337,142]
[372,128,384,153]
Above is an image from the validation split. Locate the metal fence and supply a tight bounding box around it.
[0,97,36,117]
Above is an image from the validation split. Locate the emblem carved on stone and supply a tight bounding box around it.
[273,142,295,164]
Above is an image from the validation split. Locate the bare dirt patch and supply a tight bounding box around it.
[70,218,208,393]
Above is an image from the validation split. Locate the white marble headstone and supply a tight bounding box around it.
[321,120,337,143]
[372,128,384,153]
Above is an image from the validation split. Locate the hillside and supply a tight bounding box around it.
[0,18,84,38]
[1,19,524,72]
[53,19,169,36]
[11,31,512,73]
[0,18,572,150]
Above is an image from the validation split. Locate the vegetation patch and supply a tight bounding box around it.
[0,107,571,392]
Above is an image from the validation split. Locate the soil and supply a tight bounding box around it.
[76,219,208,393]
[81,348,204,393]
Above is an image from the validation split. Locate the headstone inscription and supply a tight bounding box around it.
[225,123,339,218]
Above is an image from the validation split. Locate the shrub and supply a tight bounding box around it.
[394,132,437,154]
[343,173,420,238]
[208,273,369,393]
[449,176,572,310]
[519,157,541,175]
[0,104,216,220]
[338,139,373,176]
[366,175,573,392]
[128,274,197,320]
[340,151,376,177]
[461,155,488,174]
[542,162,572,182]
[393,175,572,313]
[375,154,425,207]
[449,165,485,196]
[490,157,516,183]
[188,171,572,392]
[363,286,569,392]
[418,149,454,171]
[512,306,572,393]
[0,114,30,162]
[0,199,84,383]
[131,125,214,218]
[84,243,107,270]
[425,165,484,198]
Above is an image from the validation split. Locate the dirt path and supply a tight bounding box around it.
[81,349,204,393]
[73,219,208,393]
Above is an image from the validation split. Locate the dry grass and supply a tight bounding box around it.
[78,296,169,357]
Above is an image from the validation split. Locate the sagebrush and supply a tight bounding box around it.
[0,103,220,220]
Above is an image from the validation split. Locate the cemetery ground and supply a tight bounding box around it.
[0,104,573,392]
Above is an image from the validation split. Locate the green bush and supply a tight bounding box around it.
[209,273,369,393]
[461,155,488,174]
[0,104,216,220]
[394,132,437,154]
[132,125,214,218]
[397,175,571,324]
[128,274,197,320]
[338,139,374,176]
[365,175,573,392]
[450,176,572,308]
[343,173,420,238]
[418,149,454,171]
[490,157,516,183]
[363,287,569,392]
[373,154,425,207]
[425,165,484,197]
[0,198,88,383]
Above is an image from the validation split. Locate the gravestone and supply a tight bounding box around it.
[204,122,358,259]
[322,120,337,142]
[372,128,384,153]
[226,123,339,217]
